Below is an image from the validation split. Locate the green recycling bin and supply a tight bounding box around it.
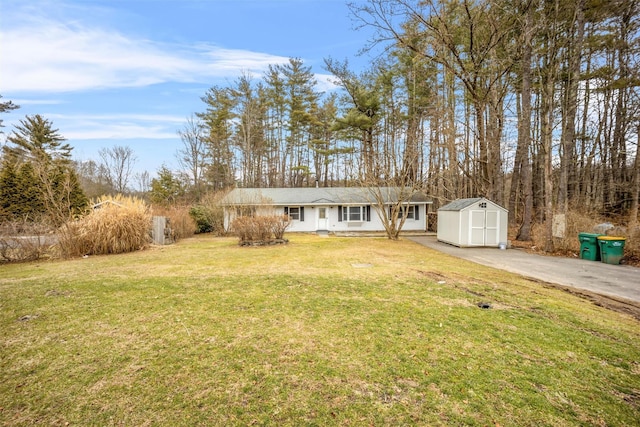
[579,232,602,261]
[597,236,626,265]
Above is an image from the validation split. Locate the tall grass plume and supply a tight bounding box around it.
[60,195,151,257]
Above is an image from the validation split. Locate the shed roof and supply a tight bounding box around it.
[220,187,431,206]
[438,197,507,212]
[438,198,483,211]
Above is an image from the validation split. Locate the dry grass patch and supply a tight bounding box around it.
[527,210,640,265]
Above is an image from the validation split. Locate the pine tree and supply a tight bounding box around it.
[1,114,87,223]
[149,166,186,206]
[0,156,21,221]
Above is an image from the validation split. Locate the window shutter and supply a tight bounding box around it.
[366,205,371,221]
[300,207,304,221]
[284,206,289,216]
[338,205,342,222]
[415,205,419,220]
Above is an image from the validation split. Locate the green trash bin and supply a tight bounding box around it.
[579,232,602,261]
[597,236,626,265]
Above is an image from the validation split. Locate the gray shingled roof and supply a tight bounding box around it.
[438,197,507,212]
[220,187,431,206]
[438,198,483,211]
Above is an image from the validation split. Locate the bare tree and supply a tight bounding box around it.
[99,145,137,194]
[134,170,151,194]
[176,115,209,198]
[629,122,640,230]
[360,145,427,240]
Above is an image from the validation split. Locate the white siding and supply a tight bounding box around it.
[437,198,508,247]
[437,210,461,245]
[225,204,427,233]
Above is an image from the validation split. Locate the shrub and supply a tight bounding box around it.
[231,215,291,245]
[59,195,151,257]
[190,191,227,235]
[529,210,640,264]
[189,205,215,234]
[625,226,640,264]
[531,210,596,254]
[152,205,196,241]
[270,214,292,239]
[0,220,56,263]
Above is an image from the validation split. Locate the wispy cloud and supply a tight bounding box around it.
[46,113,185,140]
[314,73,341,93]
[64,124,177,141]
[0,3,291,94]
[11,99,65,106]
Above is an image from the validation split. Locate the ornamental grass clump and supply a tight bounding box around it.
[60,195,151,257]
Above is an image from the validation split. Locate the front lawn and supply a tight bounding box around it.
[1,235,638,425]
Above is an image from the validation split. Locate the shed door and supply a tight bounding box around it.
[485,210,499,245]
[469,210,486,245]
[469,209,500,246]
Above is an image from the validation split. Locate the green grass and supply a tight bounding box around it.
[1,235,639,426]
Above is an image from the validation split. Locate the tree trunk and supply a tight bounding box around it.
[557,0,584,213]
[476,102,489,197]
[541,57,556,252]
[515,5,533,241]
[629,124,640,230]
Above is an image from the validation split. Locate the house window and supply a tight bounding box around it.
[235,206,256,217]
[349,206,362,221]
[389,205,420,220]
[284,206,304,221]
[338,205,371,222]
[405,205,416,219]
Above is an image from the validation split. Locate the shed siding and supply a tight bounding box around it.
[436,210,461,245]
[437,198,508,247]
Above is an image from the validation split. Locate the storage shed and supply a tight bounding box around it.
[437,198,508,247]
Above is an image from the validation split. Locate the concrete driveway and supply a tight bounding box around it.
[408,235,640,303]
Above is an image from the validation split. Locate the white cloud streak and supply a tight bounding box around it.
[11,99,65,106]
[0,7,290,94]
[45,113,185,140]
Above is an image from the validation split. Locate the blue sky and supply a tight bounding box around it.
[0,0,378,177]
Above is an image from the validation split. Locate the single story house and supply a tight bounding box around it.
[437,197,508,247]
[220,187,431,233]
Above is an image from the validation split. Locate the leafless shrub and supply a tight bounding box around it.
[625,226,640,263]
[270,215,292,240]
[231,215,291,245]
[531,211,593,254]
[530,210,639,263]
[0,220,56,263]
[151,205,196,241]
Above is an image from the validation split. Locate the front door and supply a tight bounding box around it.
[317,207,328,230]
